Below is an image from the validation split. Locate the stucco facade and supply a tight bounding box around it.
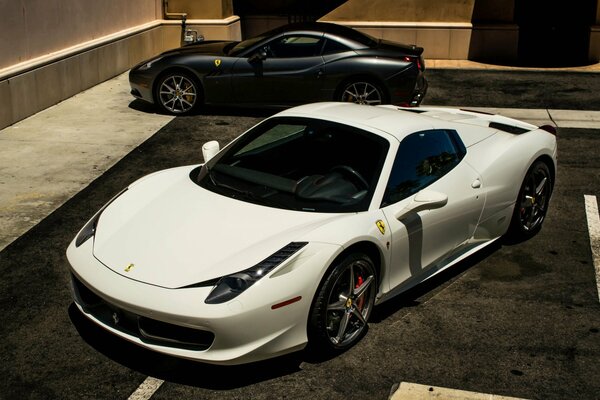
[0,0,598,130]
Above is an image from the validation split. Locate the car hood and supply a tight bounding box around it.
[92,166,341,289]
[162,40,236,57]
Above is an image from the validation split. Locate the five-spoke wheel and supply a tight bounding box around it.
[156,72,200,114]
[507,160,552,240]
[339,81,384,105]
[309,253,376,350]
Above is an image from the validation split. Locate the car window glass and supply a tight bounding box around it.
[322,38,351,55]
[267,35,323,58]
[234,124,306,156]
[382,130,464,206]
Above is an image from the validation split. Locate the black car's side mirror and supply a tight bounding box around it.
[248,48,268,63]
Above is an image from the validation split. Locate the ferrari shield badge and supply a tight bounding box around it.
[124,263,135,272]
[376,220,386,235]
[214,59,222,67]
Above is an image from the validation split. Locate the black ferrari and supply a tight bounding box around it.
[129,22,427,114]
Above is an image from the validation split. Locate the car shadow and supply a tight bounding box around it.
[68,239,506,388]
[68,303,304,389]
[370,239,502,323]
[128,99,277,119]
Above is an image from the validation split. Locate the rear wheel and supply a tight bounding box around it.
[308,253,376,351]
[339,80,385,105]
[155,72,200,115]
[506,160,552,240]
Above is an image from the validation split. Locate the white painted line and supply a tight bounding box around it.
[390,382,528,400]
[584,195,600,302]
[128,377,164,400]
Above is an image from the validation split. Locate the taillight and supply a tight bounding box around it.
[402,55,423,71]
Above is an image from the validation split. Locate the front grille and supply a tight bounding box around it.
[71,274,214,351]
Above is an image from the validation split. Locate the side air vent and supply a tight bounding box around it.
[489,122,530,135]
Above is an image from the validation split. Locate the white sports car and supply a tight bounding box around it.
[67,103,557,365]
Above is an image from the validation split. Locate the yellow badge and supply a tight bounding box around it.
[214,59,222,67]
[376,220,386,235]
[124,263,135,272]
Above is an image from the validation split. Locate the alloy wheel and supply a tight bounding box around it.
[341,82,383,105]
[158,74,198,114]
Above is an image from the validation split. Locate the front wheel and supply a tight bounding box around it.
[506,160,553,241]
[339,81,385,105]
[308,253,377,351]
[155,72,200,115]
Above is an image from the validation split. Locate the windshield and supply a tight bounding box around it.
[227,34,269,56]
[196,117,389,212]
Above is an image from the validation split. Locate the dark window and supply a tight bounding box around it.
[267,35,324,58]
[382,130,465,206]
[322,38,351,55]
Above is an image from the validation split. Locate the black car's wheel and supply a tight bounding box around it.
[155,72,201,115]
[506,160,553,241]
[339,80,385,105]
[308,253,376,351]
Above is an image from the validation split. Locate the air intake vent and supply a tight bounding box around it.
[489,122,530,135]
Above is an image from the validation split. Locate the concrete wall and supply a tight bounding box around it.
[0,0,163,70]
[321,0,475,59]
[0,0,240,130]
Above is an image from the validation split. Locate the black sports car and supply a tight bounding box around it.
[129,22,427,114]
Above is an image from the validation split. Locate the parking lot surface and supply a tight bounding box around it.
[0,68,599,400]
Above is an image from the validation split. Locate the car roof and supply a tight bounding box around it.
[262,22,376,46]
[275,102,439,142]
[276,102,538,146]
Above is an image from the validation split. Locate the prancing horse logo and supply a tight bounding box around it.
[214,59,222,67]
[376,220,386,235]
[124,263,134,272]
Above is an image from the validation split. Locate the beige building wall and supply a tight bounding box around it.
[321,0,475,59]
[0,0,163,70]
[0,0,239,130]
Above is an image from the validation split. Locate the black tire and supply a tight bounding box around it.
[338,80,386,105]
[506,160,553,241]
[308,252,377,352]
[155,71,201,115]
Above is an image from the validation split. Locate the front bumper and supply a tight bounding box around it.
[129,69,155,104]
[67,237,340,365]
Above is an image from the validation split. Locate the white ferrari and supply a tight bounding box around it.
[67,103,557,365]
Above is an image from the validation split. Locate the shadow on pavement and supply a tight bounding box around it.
[128,99,277,119]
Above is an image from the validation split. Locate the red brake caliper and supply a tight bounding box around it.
[355,275,365,310]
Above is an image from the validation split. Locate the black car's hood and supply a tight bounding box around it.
[375,39,423,56]
[161,40,237,57]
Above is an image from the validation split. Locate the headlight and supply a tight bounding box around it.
[75,188,128,247]
[204,242,308,304]
[138,56,164,71]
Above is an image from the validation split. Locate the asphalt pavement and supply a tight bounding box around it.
[0,65,599,400]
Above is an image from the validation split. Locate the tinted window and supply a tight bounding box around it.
[382,130,465,206]
[267,35,324,58]
[197,117,389,213]
[322,38,351,54]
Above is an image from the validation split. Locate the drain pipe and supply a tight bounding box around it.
[163,0,187,46]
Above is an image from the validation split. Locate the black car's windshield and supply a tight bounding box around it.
[196,117,389,212]
[227,34,269,56]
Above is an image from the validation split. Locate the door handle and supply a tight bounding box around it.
[471,179,481,189]
[317,68,324,78]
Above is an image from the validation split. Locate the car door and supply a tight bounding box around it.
[230,33,326,105]
[380,129,485,291]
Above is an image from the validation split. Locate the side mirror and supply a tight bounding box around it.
[248,48,268,63]
[202,140,220,163]
[394,190,448,220]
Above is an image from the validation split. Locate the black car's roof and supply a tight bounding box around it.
[262,22,377,47]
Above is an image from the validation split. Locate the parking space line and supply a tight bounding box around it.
[584,195,600,302]
[390,382,528,400]
[127,377,164,400]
